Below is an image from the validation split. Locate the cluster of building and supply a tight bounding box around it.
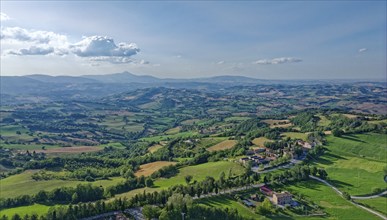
[239,139,317,166]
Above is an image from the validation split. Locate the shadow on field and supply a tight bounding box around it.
[329,179,353,188]
[340,135,365,143]
[294,180,322,191]
[198,195,235,207]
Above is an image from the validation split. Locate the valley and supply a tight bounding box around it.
[0,79,386,219]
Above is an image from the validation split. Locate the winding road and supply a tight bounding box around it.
[309,175,387,220]
[351,190,387,200]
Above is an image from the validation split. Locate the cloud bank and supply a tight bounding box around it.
[1,27,140,63]
[253,57,302,65]
[0,13,10,21]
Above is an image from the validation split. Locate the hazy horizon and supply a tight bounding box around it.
[2,71,386,82]
[1,1,386,80]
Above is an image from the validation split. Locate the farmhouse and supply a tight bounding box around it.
[273,192,292,205]
[239,157,249,165]
[239,155,266,165]
[254,148,266,153]
[297,140,313,149]
[260,185,273,196]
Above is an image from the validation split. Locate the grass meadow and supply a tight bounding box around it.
[0,170,125,198]
[314,133,387,196]
[207,140,237,152]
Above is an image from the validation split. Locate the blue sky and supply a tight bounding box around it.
[1,1,385,79]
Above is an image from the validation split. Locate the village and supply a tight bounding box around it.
[239,138,317,172]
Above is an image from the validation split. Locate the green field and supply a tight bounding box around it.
[355,196,387,215]
[154,161,245,188]
[165,126,181,135]
[285,180,380,220]
[325,133,387,161]
[281,132,308,141]
[197,137,228,148]
[0,170,125,198]
[140,131,198,142]
[0,125,29,136]
[198,195,264,219]
[0,143,61,150]
[224,116,251,122]
[315,133,387,195]
[0,204,60,217]
[316,114,331,127]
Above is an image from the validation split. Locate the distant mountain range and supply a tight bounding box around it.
[2,71,270,85]
[1,71,383,105]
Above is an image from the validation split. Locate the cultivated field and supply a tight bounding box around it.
[199,195,263,219]
[281,132,308,140]
[148,144,164,153]
[0,170,125,198]
[316,114,331,127]
[34,146,103,154]
[252,137,273,147]
[207,140,237,152]
[262,119,292,128]
[0,144,61,150]
[165,126,181,135]
[0,204,61,218]
[197,137,228,148]
[134,161,177,177]
[154,161,244,188]
[140,131,198,142]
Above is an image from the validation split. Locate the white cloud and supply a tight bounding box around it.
[0,13,10,21]
[358,48,367,53]
[139,59,150,65]
[253,57,302,65]
[7,46,54,56]
[89,56,134,64]
[69,36,139,58]
[1,27,140,63]
[217,60,225,65]
[1,27,68,45]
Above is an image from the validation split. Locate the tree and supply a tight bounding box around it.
[123,169,135,179]
[35,190,48,202]
[184,175,193,185]
[342,191,351,200]
[11,214,21,220]
[256,198,274,215]
[166,194,193,212]
[318,168,328,179]
[311,166,318,176]
[145,177,153,187]
[142,205,161,220]
[332,129,343,137]
[252,172,260,182]
[71,192,79,203]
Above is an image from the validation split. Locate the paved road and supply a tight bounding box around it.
[351,190,387,200]
[310,175,387,220]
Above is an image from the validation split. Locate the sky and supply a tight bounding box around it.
[0,1,386,80]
